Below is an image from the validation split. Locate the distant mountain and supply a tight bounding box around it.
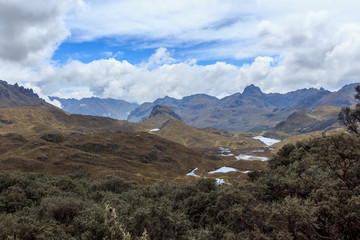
[49,97,138,120]
[0,80,49,108]
[128,94,218,123]
[128,83,359,132]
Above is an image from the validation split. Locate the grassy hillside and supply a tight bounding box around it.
[0,106,145,139]
[140,105,266,151]
[265,105,342,139]
[145,119,265,150]
[0,131,222,184]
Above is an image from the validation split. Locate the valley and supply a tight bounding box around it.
[0,80,354,185]
[0,80,358,239]
[0,80,298,185]
[2,2,360,238]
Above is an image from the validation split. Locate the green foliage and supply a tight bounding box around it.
[339,85,360,134]
[0,133,359,239]
[268,143,296,169]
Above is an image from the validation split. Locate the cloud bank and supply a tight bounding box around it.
[0,1,360,104]
[0,0,83,66]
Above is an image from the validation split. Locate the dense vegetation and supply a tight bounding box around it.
[339,85,360,134]
[1,132,359,239]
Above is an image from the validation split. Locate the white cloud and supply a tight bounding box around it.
[0,0,83,67]
[64,0,360,60]
[1,48,272,103]
[257,11,360,92]
[1,0,360,105]
[143,47,175,68]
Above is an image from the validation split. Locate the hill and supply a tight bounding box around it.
[0,106,145,139]
[141,105,184,129]
[0,131,218,184]
[265,105,342,139]
[148,119,265,150]
[140,105,265,150]
[128,83,358,132]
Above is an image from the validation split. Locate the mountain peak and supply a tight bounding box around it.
[242,84,263,97]
[148,105,183,122]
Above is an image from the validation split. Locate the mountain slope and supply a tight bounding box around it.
[0,131,218,184]
[0,80,49,108]
[149,119,265,150]
[140,105,265,150]
[141,105,184,129]
[265,105,342,139]
[0,106,146,139]
[0,81,144,137]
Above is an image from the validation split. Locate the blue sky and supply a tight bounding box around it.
[1,0,360,104]
[52,39,256,66]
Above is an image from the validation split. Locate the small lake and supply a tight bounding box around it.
[235,154,269,161]
[252,136,280,146]
[186,168,199,177]
[208,166,237,174]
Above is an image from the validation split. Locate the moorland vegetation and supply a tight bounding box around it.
[1,86,360,239]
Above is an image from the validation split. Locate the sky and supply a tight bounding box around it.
[1,0,360,105]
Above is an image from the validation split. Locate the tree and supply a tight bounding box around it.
[339,85,360,134]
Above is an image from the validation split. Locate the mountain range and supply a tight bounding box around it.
[49,96,138,120]
[47,83,358,132]
[128,83,358,132]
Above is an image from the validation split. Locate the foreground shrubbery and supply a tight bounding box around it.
[0,133,359,239]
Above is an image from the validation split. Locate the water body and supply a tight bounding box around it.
[252,136,280,146]
[218,147,234,156]
[219,147,231,153]
[208,166,237,174]
[216,178,226,185]
[187,168,199,177]
[186,168,226,185]
[235,154,269,161]
[251,149,265,153]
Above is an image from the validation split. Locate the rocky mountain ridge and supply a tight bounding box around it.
[0,80,47,108]
[128,83,358,132]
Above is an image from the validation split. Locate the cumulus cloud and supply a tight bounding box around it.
[144,47,175,68]
[2,48,271,103]
[257,11,360,92]
[1,0,360,105]
[65,0,360,61]
[0,0,82,66]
